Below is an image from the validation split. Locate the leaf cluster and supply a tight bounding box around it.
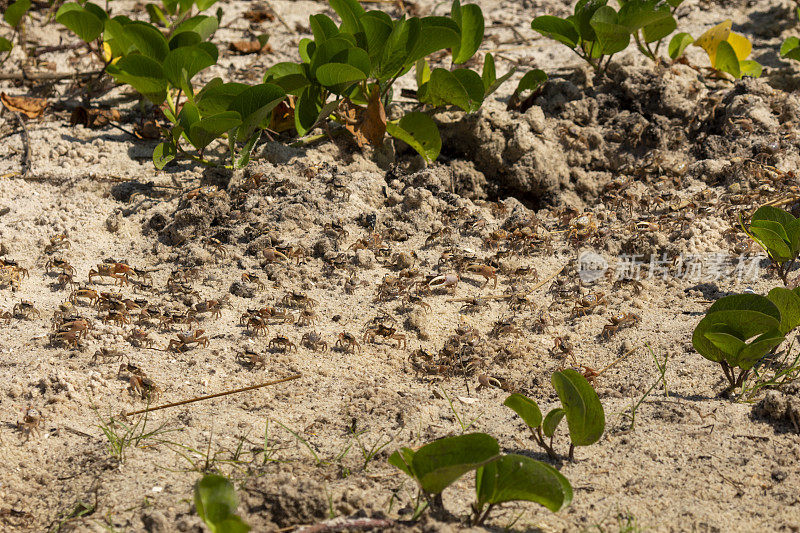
[668,19,761,79]
[263,0,508,162]
[388,433,571,526]
[531,0,684,74]
[693,289,800,393]
[504,369,605,460]
[0,0,31,59]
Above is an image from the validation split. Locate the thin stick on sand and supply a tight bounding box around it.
[124,374,301,416]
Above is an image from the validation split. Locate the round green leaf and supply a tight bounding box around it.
[188,111,242,151]
[194,474,251,533]
[386,112,441,162]
[123,21,170,60]
[194,0,219,12]
[668,32,693,59]
[642,15,676,43]
[739,60,762,79]
[551,369,605,447]
[767,287,800,335]
[617,0,671,32]
[228,83,286,139]
[573,0,607,42]
[173,15,218,41]
[316,63,367,89]
[56,3,104,43]
[590,6,631,55]
[514,69,548,96]
[781,37,800,58]
[409,16,460,64]
[531,16,579,48]
[329,0,365,35]
[475,454,572,512]
[503,393,542,429]
[359,11,392,62]
[106,55,167,104]
[735,330,785,370]
[451,3,484,64]
[0,37,13,53]
[4,0,31,28]
[162,43,218,89]
[542,408,566,438]
[377,17,420,79]
[153,142,176,170]
[310,13,339,43]
[196,78,249,115]
[168,30,202,50]
[714,40,740,78]
[410,433,500,494]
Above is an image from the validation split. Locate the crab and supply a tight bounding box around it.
[0,309,12,324]
[59,317,91,338]
[45,258,76,276]
[56,272,76,290]
[44,233,70,254]
[567,213,598,241]
[296,308,319,327]
[301,331,328,352]
[168,329,210,351]
[363,324,407,349]
[13,301,40,319]
[490,319,523,338]
[463,263,497,288]
[335,332,361,353]
[18,407,42,440]
[102,310,131,326]
[428,273,459,294]
[263,247,289,263]
[239,349,267,369]
[204,237,228,259]
[50,329,81,348]
[246,315,269,337]
[268,336,297,352]
[194,299,223,319]
[126,328,155,348]
[70,287,100,306]
[88,263,133,285]
[572,292,607,317]
[602,312,640,338]
[241,272,266,291]
[281,292,318,309]
[92,347,125,363]
[119,364,161,401]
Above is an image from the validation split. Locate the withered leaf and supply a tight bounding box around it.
[70,106,121,129]
[229,40,271,54]
[243,9,274,22]
[134,119,161,140]
[0,92,48,118]
[269,97,295,133]
[360,85,386,147]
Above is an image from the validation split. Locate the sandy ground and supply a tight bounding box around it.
[2,0,800,531]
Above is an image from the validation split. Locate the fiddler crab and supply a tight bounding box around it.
[602,312,640,338]
[167,329,210,352]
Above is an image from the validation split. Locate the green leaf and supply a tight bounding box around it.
[194,474,251,533]
[668,32,693,59]
[194,78,248,115]
[233,131,261,169]
[530,16,579,48]
[739,60,762,79]
[590,6,631,55]
[188,111,242,151]
[419,67,483,112]
[503,393,542,429]
[168,30,202,50]
[481,52,496,89]
[410,433,500,494]
[153,142,176,169]
[767,287,800,335]
[4,0,31,28]
[106,55,167,104]
[416,58,431,88]
[514,69,548,96]
[781,36,800,59]
[642,15,676,43]
[704,330,746,357]
[173,15,218,41]
[475,454,572,511]
[195,0,220,12]
[386,112,441,162]
[714,40,740,78]
[359,11,393,63]
[377,17,420,79]
[123,21,170,60]
[263,62,310,95]
[56,3,104,43]
[451,1,484,64]
[734,330,785,370]
[551,369,605,447]
[330,0,365,34]
[146,3,169,27]
[388,447,416,478]
[0,37,12,53]
[162,43,218,91]
[294,85,323,136]
[617,0,670,32]
[573,0,608,42]
[409,16,461,64]
[316,63,368,89]
[228,83,286,140]
[542,408,566,438]
[749,226,792,261]
[310,14,339,43]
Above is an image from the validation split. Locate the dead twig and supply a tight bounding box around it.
[13,112,31,177]
[124,374,301,416]
[0,69,104,82]
[294,517,397,533]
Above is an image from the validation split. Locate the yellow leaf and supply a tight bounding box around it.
[726,32,752,61]
[102,41,112,63]
[693,19,732,66]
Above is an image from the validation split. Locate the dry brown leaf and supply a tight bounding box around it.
[134,119,161,140]
[269,97,295,133]
[243,9,275,22]
[229,40,271,54]
[0,92,48,119]
[341,101,367,147]
[69,106,121,129]
[360,85,386,146]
